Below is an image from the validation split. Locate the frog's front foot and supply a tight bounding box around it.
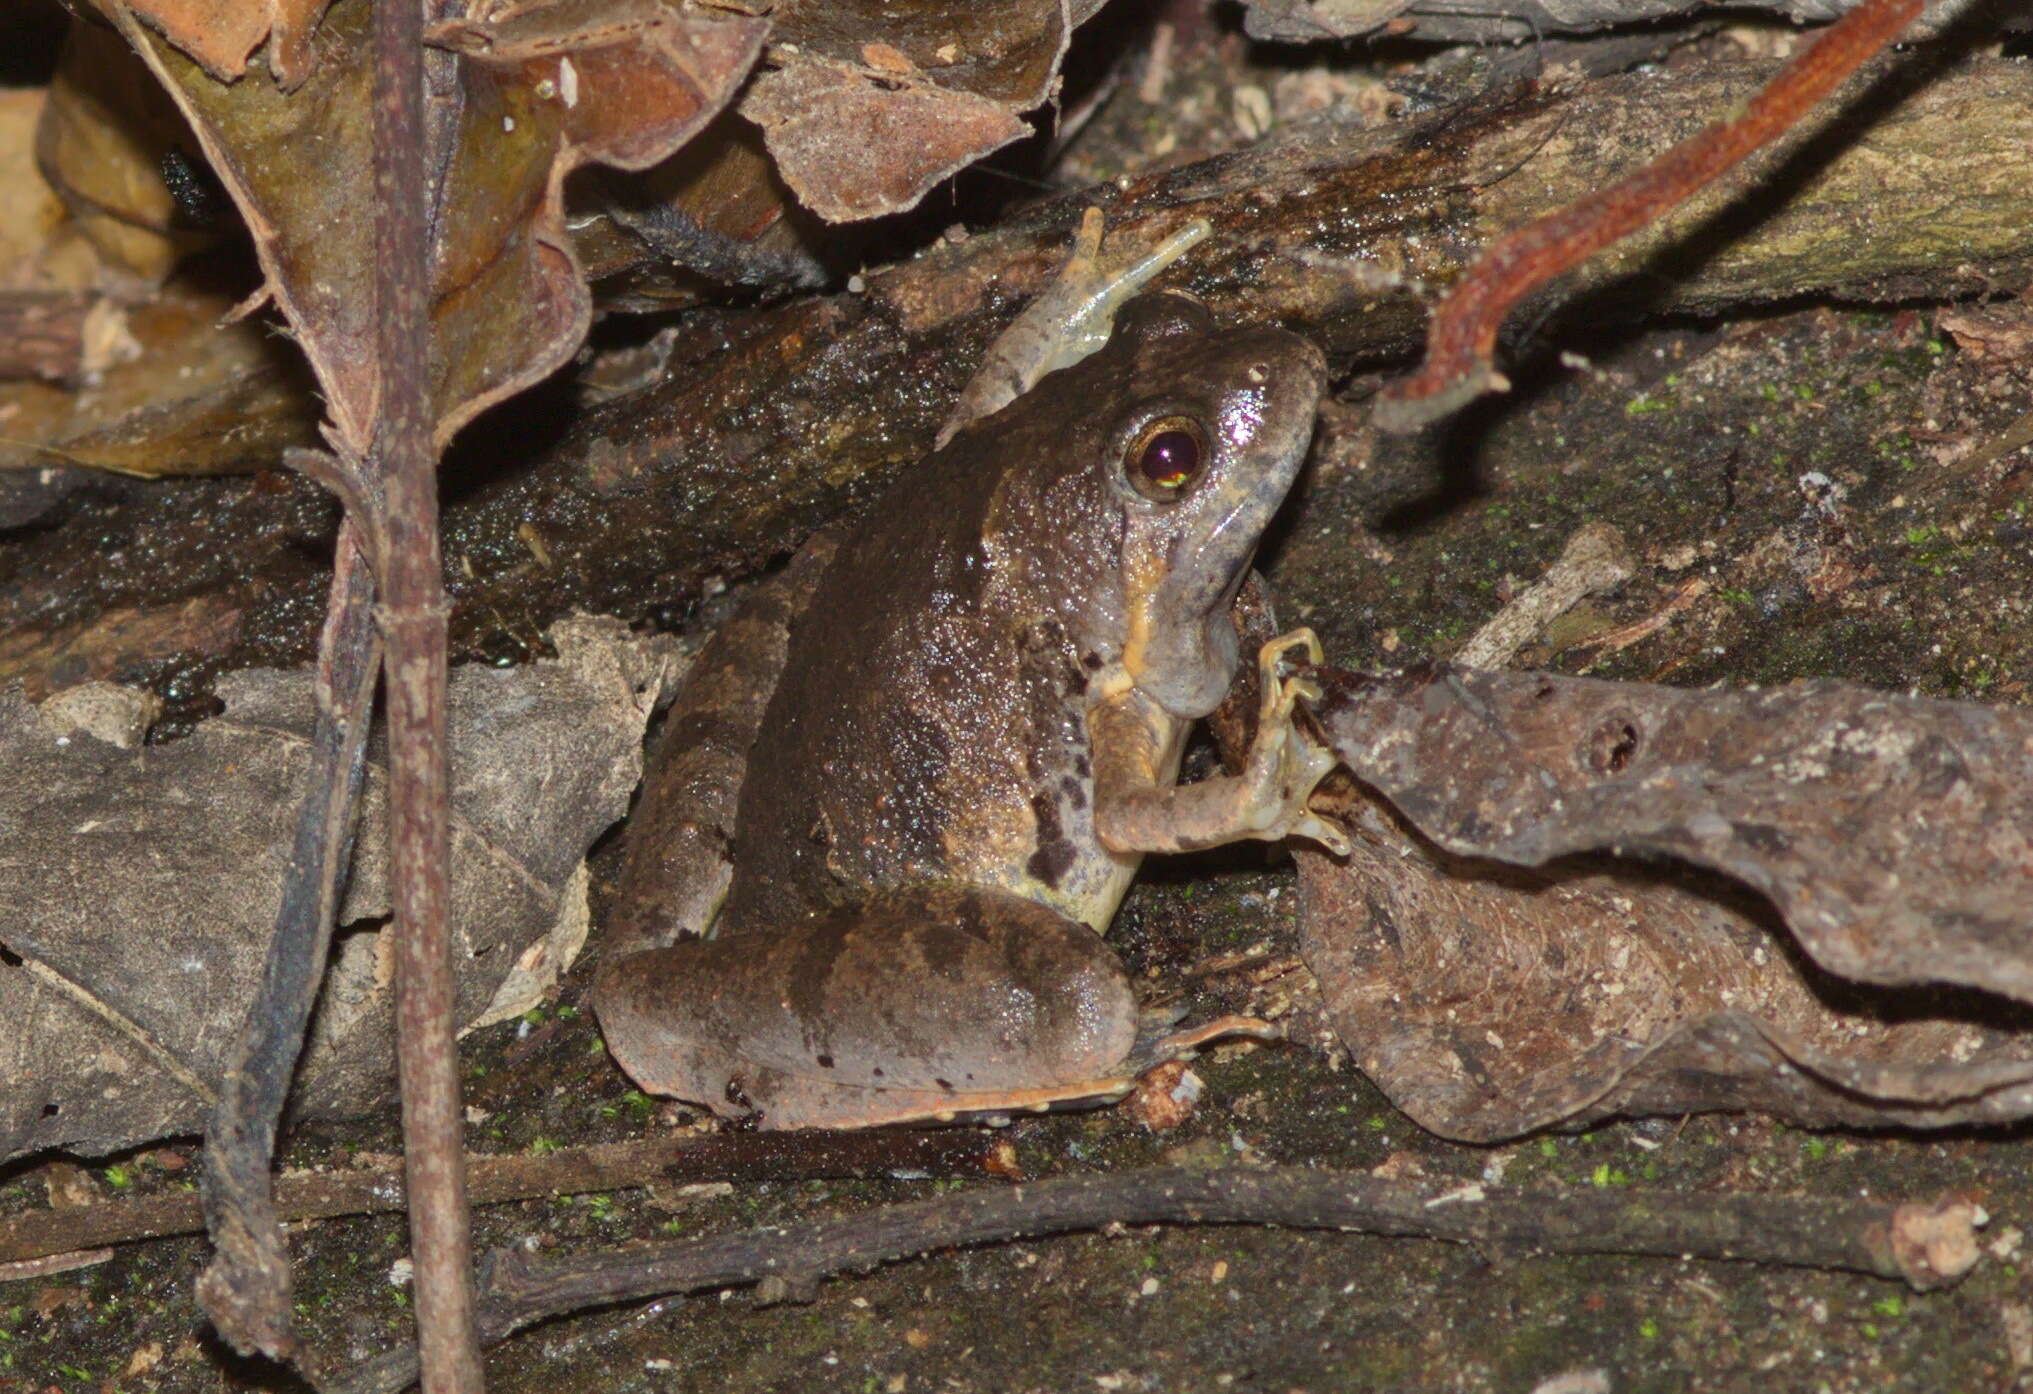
[1239,628,1352,856]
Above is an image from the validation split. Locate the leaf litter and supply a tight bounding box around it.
[0,616,678,1164]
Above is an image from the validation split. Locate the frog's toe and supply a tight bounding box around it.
[1291,809,1354,856]
[1256,627,1324,682]
[757,1076,1136,1131]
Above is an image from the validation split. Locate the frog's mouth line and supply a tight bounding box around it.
[1182,396,1318,617]
[1177,488,1278,618]
[1215,543,1258,613]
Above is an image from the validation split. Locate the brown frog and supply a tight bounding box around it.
[596,279,1347,1130]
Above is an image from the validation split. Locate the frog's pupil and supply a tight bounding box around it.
[1139,429,1200,488]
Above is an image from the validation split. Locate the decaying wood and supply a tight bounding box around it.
[4,55,2029,685]
[0,1130,1009,1267]
[329,1166,1984,1394]
[1245,0,1993,45]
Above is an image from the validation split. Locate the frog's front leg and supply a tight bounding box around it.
[1092,629,1353,858]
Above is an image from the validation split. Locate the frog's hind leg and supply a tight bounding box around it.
[595,886,1142,1130]
[607,534,839,959]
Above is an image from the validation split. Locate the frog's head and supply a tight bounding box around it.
[990,291,1325,719]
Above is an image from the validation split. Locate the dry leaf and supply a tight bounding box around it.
[0,617,677,1162]
[581,0,1091,281]
[0,88,101,299]
[742,0,1071,223]
[773,0,1072,108]
[1310,666,2033,1003]
[105,0,766,451]
[1242,0,1414,43]
[741,59,1030,223]
[115,0,333,86]
[1292,665,2033,1139]
[34,23,216,286]
[581,112,835,307]
[0,284,322,480]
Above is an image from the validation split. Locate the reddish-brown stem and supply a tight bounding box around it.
[372,0,483,1389]
[1374,0,1923,431]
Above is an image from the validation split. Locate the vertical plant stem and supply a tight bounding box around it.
[372,0,483,1389]
[197,517,380,1363]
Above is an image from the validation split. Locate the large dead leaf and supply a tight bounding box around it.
[105,0,766,451]
[578,0,1104,286]
[578,111,835,307]
[742,0,1073,222]
[0,88,102,301]
[1312,666,2033,1000]
[741,59,1032,224]
[0,617,677,1163]
[1293,665,2033,1139]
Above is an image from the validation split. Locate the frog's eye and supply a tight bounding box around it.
[1125,416,1208,501]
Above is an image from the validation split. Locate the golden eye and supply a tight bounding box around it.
[1125,416,1207,501]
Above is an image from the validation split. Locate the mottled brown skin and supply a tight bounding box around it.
[597,292,1336,1128]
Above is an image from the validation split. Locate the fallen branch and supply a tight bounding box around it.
[331,1166,1982,1394]
[8,54,2032,692]
[0,1130,1007,1268]
[371,0,480,1383]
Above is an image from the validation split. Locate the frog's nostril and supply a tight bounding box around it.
[1247,363,1269,384]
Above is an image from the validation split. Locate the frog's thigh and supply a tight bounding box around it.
[608,535,839,958]
[595,886,1139,1129]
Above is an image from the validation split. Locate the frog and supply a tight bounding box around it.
[596,225,1348,1130]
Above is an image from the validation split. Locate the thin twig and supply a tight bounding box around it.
[197,521,379,1361]
[331,1166,1981,1394]
[1374,0,1924,431]
[371,0,482,1388]
[2,1132,1009,1267]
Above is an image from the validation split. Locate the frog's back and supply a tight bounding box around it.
[718,421,1121,936]
[716,289,1326,939]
